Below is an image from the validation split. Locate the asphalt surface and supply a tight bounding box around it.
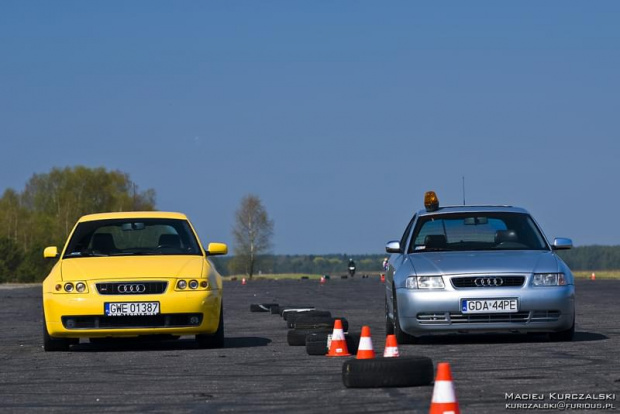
[0,278,618,413]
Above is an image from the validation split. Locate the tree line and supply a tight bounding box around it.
[0,166,156,283]
[1,166,619,283]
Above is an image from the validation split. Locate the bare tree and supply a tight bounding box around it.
[231,194,274,279]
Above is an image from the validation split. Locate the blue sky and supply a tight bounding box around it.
[1,1,619,254]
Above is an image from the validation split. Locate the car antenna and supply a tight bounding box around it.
[462,176,466,205]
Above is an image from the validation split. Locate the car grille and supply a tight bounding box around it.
[96,281,168,295]
[451,276,525,288]
[416,311,560,325]
[61,313,203,329]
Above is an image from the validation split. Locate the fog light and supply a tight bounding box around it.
[200,281,208,288]
[189,316,200,325]
[76,282,86,293]
[177,280,187,289]
[65,318,76,328]
[64,283,74,292]
[55,284,62,291]
[189,280,198,289]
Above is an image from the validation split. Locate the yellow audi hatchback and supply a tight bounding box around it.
[42,211,227,351]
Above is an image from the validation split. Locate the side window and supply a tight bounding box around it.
[399,215,416,253]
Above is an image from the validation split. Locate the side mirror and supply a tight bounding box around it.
[552,238,573,250]
[385,240,401,254]
[43,246,59,259]
[205,242,228,256]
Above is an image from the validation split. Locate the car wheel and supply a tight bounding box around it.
[385,295,395,336]
[196,303,225,349]
[43,317,75,352]
[342,356,434,388]
[393,288,418,344]
[548,318,575,342]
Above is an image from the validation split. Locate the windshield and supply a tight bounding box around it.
[63,218,202,257]
[408,212,548,253]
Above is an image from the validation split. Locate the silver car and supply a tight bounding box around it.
[385,192,575,343]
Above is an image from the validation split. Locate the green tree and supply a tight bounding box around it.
[230,194,274,279]
[0,165,156,282]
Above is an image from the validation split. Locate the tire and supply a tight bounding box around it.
[342,356,434,388]
[392,286,417,344]
[280,306,315,318]
[250,303,279,313]
[385,295,395,336]
[549,319,575,342]
[43,318,76,352]
[306,332,330,355]
[196,303,225,349]
[286,311,332,328]
[305,332,360,355]
[294,316,347,332]
[287,327,332,346]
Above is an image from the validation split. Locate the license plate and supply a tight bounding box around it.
[461,298,518,314]
[104,302,160,316]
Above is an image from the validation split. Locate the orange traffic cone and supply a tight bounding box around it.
[356,326,375,359]
[380,274,386,283]
[429,362,460,414]
[591,272,596,281]
[320,276,326,285]
[326,319,351,357]
[241,277,247,285]
[383,334,400,357]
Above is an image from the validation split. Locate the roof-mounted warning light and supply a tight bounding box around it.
[424,191,439,212]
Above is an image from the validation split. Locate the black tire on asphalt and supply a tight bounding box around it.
[549,318,575,342]
[306,332,330,355]
[196,302,225,348]
[294,316,348,332]
[342,356,434,388]
[250,303,279,313]
[287,327,332,346]
[280,306,315,319]
[286,310,332,328]
[345,332,360,354]
[43,317,77,352]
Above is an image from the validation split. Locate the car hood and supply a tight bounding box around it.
[60,256,205,281]
[407,250,559,276]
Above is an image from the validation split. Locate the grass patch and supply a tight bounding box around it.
[224,273,324,281]
[573,271,620,279]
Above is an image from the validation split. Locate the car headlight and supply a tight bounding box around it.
[532,273,566,287]
[406,276,445,289]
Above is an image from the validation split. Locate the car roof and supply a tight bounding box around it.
[416,205,530,217]
[78,211,189,222]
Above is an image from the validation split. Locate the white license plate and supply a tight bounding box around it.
[105,302,160,316]
[461,298,518,314]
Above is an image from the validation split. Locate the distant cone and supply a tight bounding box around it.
[326,319,351,357]
[241,277,247,285]
[320,276,326,285]
[383,334,400,357]
[591,272,596,281]
[429,362,460,414]
[356,326,375,359]
[380,274,386,283]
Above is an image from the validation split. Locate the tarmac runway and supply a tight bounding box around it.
[0,278,618,413]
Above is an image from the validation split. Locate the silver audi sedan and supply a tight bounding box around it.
[385,192,575,343]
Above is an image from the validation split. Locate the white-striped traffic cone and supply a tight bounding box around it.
[429,362,460,414]
[383,334,400,357]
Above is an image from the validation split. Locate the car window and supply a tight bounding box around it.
[63,218,202,257]
[399,215,416,253]
[409,212,548,253]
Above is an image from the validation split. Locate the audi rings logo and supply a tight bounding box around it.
[474,277,504,287]
[117,284,146,294]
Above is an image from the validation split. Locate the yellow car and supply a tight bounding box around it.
[42,211,227,351]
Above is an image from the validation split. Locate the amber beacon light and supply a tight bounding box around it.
[424,191,440,212]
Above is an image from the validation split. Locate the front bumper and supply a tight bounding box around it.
[43,288,222,338]
[396,285,575,336]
